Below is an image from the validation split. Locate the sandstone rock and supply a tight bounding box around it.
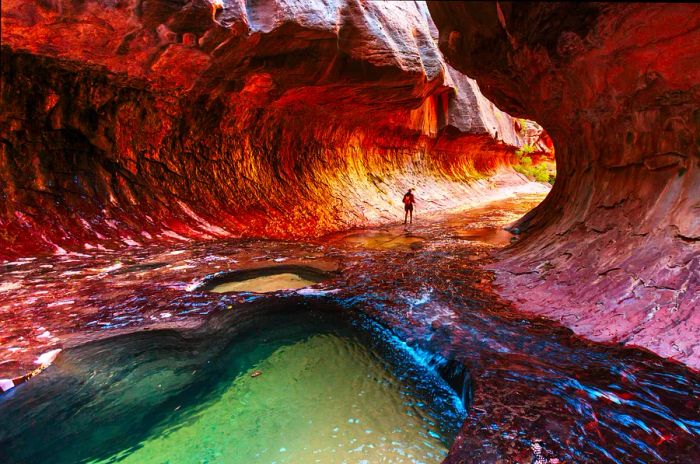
[428,2,700,369]
[0,0,544,258]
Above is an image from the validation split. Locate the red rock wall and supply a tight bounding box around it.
[0,1,540,259]
[428,2,700,368]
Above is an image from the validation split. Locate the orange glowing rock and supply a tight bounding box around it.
[0,0,550,259]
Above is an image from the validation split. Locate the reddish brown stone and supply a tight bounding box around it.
[0,0,548,260]
[428,2,700,369]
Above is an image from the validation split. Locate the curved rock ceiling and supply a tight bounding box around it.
[1,0,698,371]
[428,2,700,368]
[1,0,543,258]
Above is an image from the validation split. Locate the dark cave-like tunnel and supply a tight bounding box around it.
[0,1,699,463]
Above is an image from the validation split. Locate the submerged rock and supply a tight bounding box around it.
[195,265,332,293]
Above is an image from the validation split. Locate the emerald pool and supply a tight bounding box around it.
[0,301,466,463]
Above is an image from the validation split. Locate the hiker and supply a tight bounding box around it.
[402,189,415,225]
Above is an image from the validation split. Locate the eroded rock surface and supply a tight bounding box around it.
[0,0,543,259]
[429,2,700,368]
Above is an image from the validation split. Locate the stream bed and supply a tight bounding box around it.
[0,194,698,463]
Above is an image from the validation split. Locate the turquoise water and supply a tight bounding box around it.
[0,304,465,463]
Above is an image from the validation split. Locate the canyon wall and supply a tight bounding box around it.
[428,2,700,368]
[0,0,539,259]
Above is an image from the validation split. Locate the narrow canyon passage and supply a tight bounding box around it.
[1,1,699,463]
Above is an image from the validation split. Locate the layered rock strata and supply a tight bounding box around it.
[428,2,700,368]
[0,0,540,259]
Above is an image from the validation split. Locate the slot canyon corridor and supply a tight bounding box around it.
[0,1,698,464]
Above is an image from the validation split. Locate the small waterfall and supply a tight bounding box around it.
[405,345,473,409]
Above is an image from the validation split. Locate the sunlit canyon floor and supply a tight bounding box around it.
[1,189,698,463]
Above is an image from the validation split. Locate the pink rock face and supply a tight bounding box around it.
[0,0,543,259]
[428,2,700,369]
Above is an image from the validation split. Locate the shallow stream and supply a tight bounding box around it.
[1,194,698,463]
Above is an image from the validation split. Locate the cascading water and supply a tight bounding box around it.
[0,195,698,463]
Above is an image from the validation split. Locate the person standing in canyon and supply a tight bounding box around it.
[403,189,415,226]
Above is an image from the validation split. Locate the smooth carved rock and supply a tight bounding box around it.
[0,0,549,258]
[643,152,687,171]
[428,2,700,369]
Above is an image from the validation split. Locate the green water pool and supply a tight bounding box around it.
[0,302,465,463]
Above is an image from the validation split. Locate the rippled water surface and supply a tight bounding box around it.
[0,307,465,463]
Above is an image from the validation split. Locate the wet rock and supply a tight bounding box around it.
[1,196,697,464]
